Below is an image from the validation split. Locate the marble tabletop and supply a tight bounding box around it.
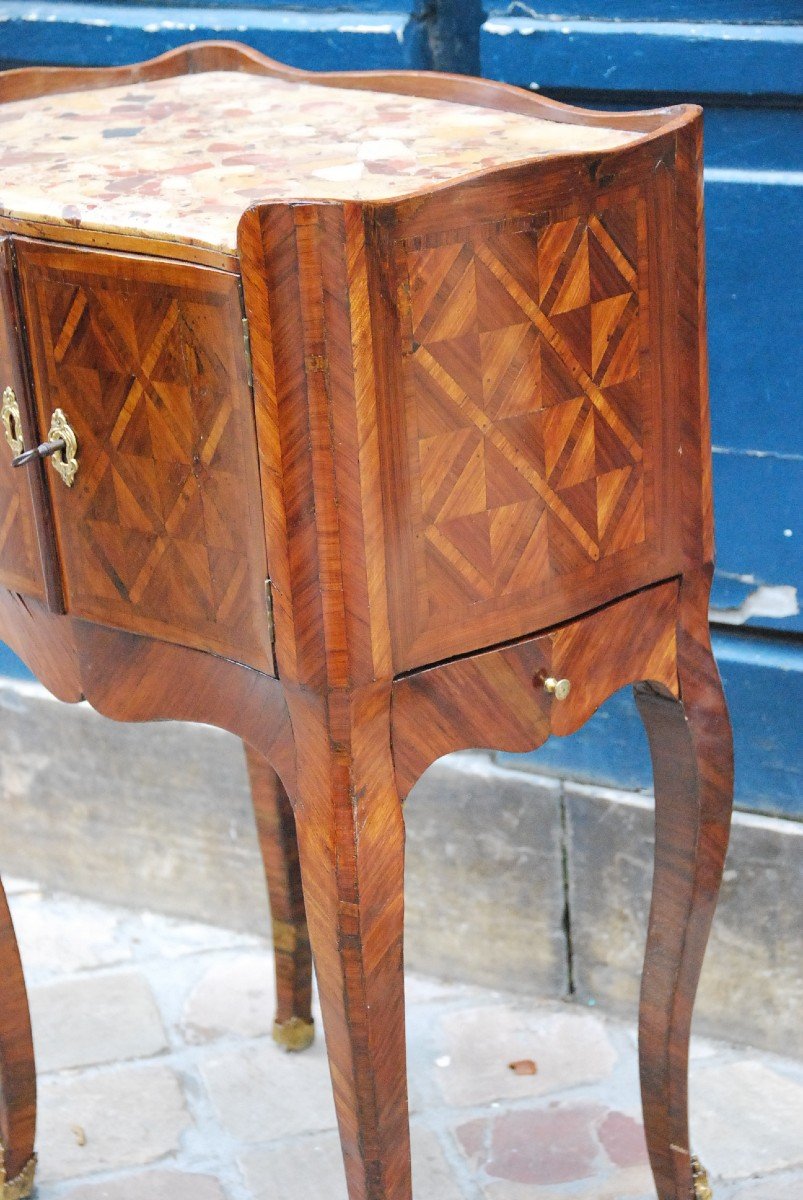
[0,70,640,253]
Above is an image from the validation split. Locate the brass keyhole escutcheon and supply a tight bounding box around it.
[6,401,79,488]
[47,409,79,488]
[1,386,24,457]
[543,675,571,701]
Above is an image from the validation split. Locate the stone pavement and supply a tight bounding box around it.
[7,877,803,1200]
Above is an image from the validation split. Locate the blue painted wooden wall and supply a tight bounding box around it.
[0,2,801,816]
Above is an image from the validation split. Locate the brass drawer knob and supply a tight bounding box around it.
[12,408,78,487]
[543,676,571,701]
[2,386,24,456]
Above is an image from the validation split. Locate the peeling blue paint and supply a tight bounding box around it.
[487,3,800,19]
[710,455,802,634]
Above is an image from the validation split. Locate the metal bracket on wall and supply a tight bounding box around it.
[242,317,254,389]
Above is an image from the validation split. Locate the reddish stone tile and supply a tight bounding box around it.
[598,1112,649,1168]
[457,1105,605,1185]
[457,1117,487,1163]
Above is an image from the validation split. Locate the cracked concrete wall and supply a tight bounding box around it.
[0,679,799,1056]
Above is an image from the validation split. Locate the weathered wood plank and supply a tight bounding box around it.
[0,4,418,70]
[706,178,802,458]
[483,2,801,18]
[481,17,803,96]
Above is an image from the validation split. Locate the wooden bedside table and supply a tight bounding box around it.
[0,41,732,1200]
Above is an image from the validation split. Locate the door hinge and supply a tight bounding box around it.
[242,317,254,390]
[265,578,276,666]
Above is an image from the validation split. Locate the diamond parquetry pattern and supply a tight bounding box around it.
[22,255,273,671]
[400,198,649,618]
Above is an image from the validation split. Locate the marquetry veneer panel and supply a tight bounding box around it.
[383,186,678,670]
[16,241,274,673]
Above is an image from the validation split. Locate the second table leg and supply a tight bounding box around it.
[245,743,315,1052]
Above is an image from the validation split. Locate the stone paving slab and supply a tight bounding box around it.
[62,1171,228,1200]
[37,1066,190,1184]
[30,972,168,1073]
[4,880,802,1200]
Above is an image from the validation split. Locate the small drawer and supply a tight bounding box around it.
[392,579,679,794]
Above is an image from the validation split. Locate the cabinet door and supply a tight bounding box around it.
[0,236,58,605]
[16,240,275,674]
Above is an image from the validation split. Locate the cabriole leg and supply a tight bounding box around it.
[245,744,315,1052]
[634,607,733,1200]
[0,876,36,1200]
[288,687,411,1200]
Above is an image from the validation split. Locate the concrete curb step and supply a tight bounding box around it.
[0,676,800,1057]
